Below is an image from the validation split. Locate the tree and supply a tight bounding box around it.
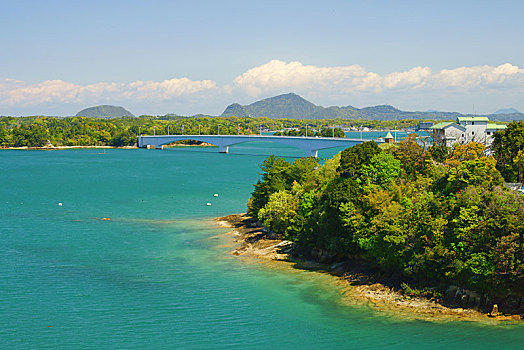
[513,150,524,183]
[247,155,291,217]
[492,121,524,182]
[258,191,297,236]
[110,130,135,146]
[338,141,381,179]
[318,127,345,138]
[393,134,434,178]
[361,152,401,188]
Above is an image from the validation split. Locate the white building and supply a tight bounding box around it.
[430,117,506,147]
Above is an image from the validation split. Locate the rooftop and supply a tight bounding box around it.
[430,122,454,129]
[457,117,489,122]
[486,123,507,130]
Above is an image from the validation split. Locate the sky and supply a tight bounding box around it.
[1,0,523,116]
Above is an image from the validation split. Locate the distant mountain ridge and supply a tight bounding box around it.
[76,105,135,118]
[217,93,524,121]
[493,108,521,115]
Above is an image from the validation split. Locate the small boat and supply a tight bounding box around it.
[206,202,212,206]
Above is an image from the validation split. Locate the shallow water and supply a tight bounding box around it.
[1,146,522,349]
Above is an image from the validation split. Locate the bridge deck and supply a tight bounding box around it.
[137,134,382,157]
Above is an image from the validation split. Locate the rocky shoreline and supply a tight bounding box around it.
[216,213,523,322]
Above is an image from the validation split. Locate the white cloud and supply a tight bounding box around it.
[0,78,26,93]
[1,61,524,115]
[233,60,371,95]
[434,63,524,88]
[0,77,217,106]
[233,60,524,96]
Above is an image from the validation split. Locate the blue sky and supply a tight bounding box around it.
[1,0,523,116]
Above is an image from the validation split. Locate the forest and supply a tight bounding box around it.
[0,115,419,147]
[247,123,524,305]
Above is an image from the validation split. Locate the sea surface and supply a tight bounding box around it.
[1,142,522,349]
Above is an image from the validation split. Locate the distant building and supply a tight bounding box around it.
[415,121,433,131]
[430,117,506,147]
[384,132,394,144]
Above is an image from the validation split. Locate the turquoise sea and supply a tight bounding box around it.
[1,142,522,349]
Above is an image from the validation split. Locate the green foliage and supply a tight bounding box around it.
[275,127,346,138]
[429,144,449,163]
[339,141,381,179]
[76,105,135,118]
[248,139,524,299]
[258,191,297,236]
[247,155,292,217]
[110,130,136,146]
[492,121,524,182]
[0,115,423,149]
[361,152,401,188]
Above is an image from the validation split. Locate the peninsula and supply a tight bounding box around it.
[219,127,524,320]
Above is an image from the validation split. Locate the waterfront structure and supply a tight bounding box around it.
[415,121,434,131]
[137,134,382,157]
[430,117,506,147]
[384,132,394,144]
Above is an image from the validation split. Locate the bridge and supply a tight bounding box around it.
[137,134,382,157]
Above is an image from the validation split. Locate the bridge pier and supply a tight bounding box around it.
[218,145,229,153]
[306,149,319,158]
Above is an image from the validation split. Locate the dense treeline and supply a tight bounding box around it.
[274,127,346,138]
[247,134,524,301]
[0,115,421,147]
[492,121,524,182]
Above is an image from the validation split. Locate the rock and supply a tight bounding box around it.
[446,285,460,297]
[330,262,344,270]
[489,304,500,317]
[468,291,481,306]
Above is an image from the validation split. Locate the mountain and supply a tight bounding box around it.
[493,108,521,114]
[219,93,460,120]
[218,93,524,121]
[76,105,135,118]
[221,93,321,119]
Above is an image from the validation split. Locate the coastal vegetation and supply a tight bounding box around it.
[247,132,524,311]
[0,115,419,148]
[492,121,524,182]
[274,127,346,137]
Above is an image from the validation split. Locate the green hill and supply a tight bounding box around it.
[218,93,524,121]
[76,105,135,118]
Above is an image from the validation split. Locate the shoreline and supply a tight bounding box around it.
[216,213,523,323]
[0,143,215,150]
[0,145,135,150]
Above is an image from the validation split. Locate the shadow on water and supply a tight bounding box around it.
[163,146,305,159]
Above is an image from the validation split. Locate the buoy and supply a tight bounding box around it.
[213,194,219,197]
[58,202,63,206]
[206,202,212,206]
